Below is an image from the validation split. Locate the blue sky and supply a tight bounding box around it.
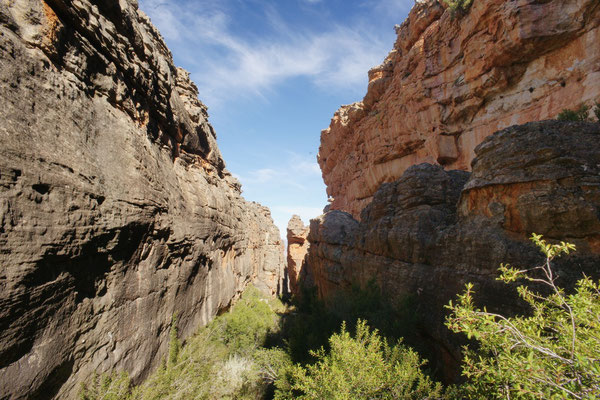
[138,0,413,238]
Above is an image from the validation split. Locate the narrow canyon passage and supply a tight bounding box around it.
[1,0,600,399]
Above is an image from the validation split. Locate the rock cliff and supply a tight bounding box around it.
[0,1,284,399]
[308,121,600,380]
[286,215,310,295]
[319,0,600,218]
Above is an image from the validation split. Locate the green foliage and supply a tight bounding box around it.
[446,234,600,399]
[79,371,132,400]
[594,101,600,122]
[215,285,282,355]
[443,0,473,13]
[284,280,419,366]
[80,286,288,400]
[557,104,591,121]
[275,320,442,399]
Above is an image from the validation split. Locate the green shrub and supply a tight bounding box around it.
[81,286,287,400]
[79,371,132,400]
[284,280,419,366]
[253,347,293,384]
[275,320,442,400]
[443,0,473,13]
[215,285,282,355]
[594,101,600,122]
[557,104,591,121]
[446,234,600,399]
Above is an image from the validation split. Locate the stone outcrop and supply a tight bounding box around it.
[319,0,600,218]
[0,1,284,399]
[307,121,600,380]
[286,215,310,295]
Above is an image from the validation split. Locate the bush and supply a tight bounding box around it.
[80,285,287,400]
[283,280,419,366]
[275,320,443,400]
[557,104,591,121]
[594,101,600,122]
[443,0,473,13]
[79,372,132,400]
[215,286,282,355]
[446,234,600,399]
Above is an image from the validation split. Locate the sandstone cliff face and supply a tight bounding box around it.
[308,121,600,380]
[286,215,310,295]
[319,0,600,218]
[0,1,284,399]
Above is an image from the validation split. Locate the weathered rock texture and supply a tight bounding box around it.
[308,121,600,380]
[319,0,600,218]
[0,1,284,399]
[286,215,310,295]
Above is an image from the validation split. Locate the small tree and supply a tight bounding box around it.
[276,319,442,400]
[446,234,600,399]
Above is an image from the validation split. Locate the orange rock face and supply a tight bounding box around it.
[319,0,600,218]
[286,215,310,295]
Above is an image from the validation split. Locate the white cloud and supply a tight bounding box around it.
[233,152,326,238]
[139,0,392,106]
[236,152,320,187]
[287,152,322,176]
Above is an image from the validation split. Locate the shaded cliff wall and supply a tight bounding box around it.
[0,1,284,399]
[319,0,600,218]
[308,121,600,380]
[286,215,310,295]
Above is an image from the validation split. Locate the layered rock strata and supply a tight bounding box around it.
[286,215,310,295]
[307,121,600,380]
[319,0,600,218]
[0,1,284,399]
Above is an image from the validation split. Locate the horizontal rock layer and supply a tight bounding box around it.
[319,0,600,218]
[0,0,284,399]
[307,121,600,380]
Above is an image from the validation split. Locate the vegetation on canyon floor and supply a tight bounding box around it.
[82,236,600,399]
[276,320,442,399]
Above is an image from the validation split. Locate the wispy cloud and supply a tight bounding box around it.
[139,0,393,107]
[234,152,320,190]
[232,152,326,237]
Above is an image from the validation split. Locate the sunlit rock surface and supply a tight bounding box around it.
[319,0,600,218]
[308,121,600,380]
[286,215,310,295]
[0,1,284,398]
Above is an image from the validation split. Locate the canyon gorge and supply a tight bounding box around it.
[1,0,600,398]
[289,0,600,381]
[0,0,284,398]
